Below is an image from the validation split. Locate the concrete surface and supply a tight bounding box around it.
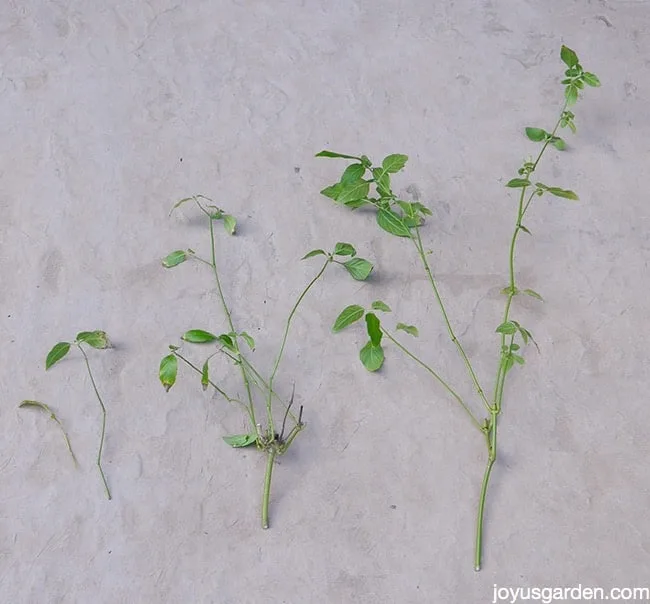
[1,1,649,602]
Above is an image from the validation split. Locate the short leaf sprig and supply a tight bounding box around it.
[160,194,373,528]
[22,330,113,499]
[316,45,599,569]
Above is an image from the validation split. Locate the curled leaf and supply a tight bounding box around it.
[76,331,110,349]
[182,330,218,344]
[301,249,327,260]
[19,400,77,465]
[315,150,362,161]
[371,300,391,313]
[222,214,237,235]
[396,323,419,337]
[162,250,188,268]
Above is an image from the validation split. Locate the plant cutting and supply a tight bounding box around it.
[160,194,373,528]
[21,330,113,499]
[316,46,599,570]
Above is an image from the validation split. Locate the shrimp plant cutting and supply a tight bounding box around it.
[316,46,599,569]
[21,330,113,499]
[160,194,373,528]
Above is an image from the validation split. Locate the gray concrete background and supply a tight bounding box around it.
[1,1,649,602]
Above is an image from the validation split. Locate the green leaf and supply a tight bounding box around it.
[371,300,392,313]
[413,202,432,216]
[332,305,365,332]
[343,258,373,281]
[365,313,382,346]
[222,214,236,235]
[240,332,255,350]
[301,249,327,260]
[382,154,408,173]
[182,329,218,344]
[496,321,517,335]
[222,433,258,448]
[162,250,188,268]
[372,168,391,194]
[547,187,579,201]
[506,178,531,188]
[76,330,110,349]
[510,343,520,351]
[343,198,369,209]
[45,342,71,370]
[19,400,77,464]
[377,208,411,237]
[504,355,515,373]
[359,341,384,372]
[216,334,236,351]
[512,353,525,365]
[560,45,579,68]
[333,242,356,257]
[320,183,343,200]
[201,360,209,391]
[550,136,566,151]
[340,163,366,184]
[582,72,600,87]
[519,225,532,235]
[523,288,544,301]
[337,180,370,205]
[525,127,548,142]
[500,286,519,296]
[565,84,579,106]
[396,323,419,337]
[169,197,194,216]
[315,150,362,161]
[159,354,178,392]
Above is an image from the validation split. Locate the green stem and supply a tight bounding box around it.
[381,327,485,433]
[266,259,330,435]
[412,228,491,412]
[77,344,111,500]
[261,448,277,529]
[475,413,497,571]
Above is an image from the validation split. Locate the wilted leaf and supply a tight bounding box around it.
[19,400,77,464]
[523,288,544,301]
[162,250,188,268]
[371,300,391,313]
[223,214,236,235]
[301,249,327,260]
[240,332,255,350]
[181,329,218,344]
[169,197,194,216]
[46,342,71,370]
[359,341,384,372]
[396,323,419,337]
[223,433,258,447]
[76,331,110,349]
[343,258,373,281]
[315,150,362,160]
[565,84,579,106]
[159,354,178,392]
[332,305,365,332]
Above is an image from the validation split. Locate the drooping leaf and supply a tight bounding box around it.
[223,433,258,447]
[500,286,519,296]
[396,323,419,337]
[503,355,515,374]
[413,202,433,216]
[332,305,365,332]
[301,249,327,260]
[333,242,356,257]
[506,178,531,188]
[523,288,544,301]
[159,354,178,392]
[560,45,579,68]
[550,136,566,151]
[512,353,525,365]
[371,300,392,313]
[315,150,362,161]
[337,180,370,205]
[565,84,579,106]
[519,225,532,235]
[201,360,209,391]
[19,400,77,464]
[359,341,384,372]
[343,258,373,281]
[525,127,548,142]
[216,334,236,351]
[548,187,579,200]
[46,342,71,370]
[340,163,366,184]
[162,250,188,268]
[76,331,110,349]
[365,313,382,346]
[181,329,218,344]
[222,215,236,235]
[582,72,601,87]
[240,332,255,350]
[382,154,408,173]
[496,321,517,335]
[169,197,194,216]
[377,208,411,237]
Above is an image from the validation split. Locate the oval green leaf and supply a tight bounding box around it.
[359,341,384,372]
[382,154,408,173]
[332,305,365,332]
[547,187,579,201]
[162,250,188,268]
[343,258,373,281]
[333,242,356,257]
[182,329,218,344]
[565,84,578,106]
[377,208,410,237]
[506,178,531,188]
[582,72,600,87]
[525,127,548,142]
[46,342,71,370]
[223,433,258,448]
[337,180,370,205]
[159,353,178,392]
[340,163,365,184]
[495,321,517,335]
[365,313,382,346]
[560,45,579,68]
[76,330,110,349]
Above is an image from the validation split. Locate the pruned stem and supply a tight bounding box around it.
[261,448,277,529]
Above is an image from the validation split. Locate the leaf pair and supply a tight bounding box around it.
[525,127,566,151]
[302,242,374,281]
[171,196,237,234]
[505,178,578,201]
[45,331,110,370]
